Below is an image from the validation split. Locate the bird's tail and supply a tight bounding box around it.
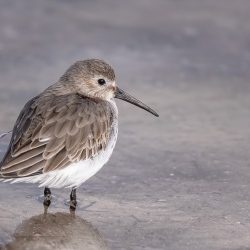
[0,130,12,139]
[0,130,13,178]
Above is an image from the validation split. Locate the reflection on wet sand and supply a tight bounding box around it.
[5,212,107,250]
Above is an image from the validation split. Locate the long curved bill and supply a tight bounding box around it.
[115,87,159,117]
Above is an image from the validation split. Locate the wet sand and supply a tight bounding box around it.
[1,0,250,249]
[5,213,107,250]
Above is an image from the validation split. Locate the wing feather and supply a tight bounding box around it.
[1,155,44,174]
[17,161,44,176]
[2,146,45,169]
[45,136,65,152]
[43,143,65,159]
[0,92,115,179]
[44,148,67,173]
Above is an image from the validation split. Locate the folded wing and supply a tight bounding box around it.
[0,94,113,178]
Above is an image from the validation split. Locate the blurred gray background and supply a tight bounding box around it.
[1,0,250,249]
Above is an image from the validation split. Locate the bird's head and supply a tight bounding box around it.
[60,59,116,100]
[60,59,159,117]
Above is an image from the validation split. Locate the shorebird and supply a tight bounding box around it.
[0,59,158,215]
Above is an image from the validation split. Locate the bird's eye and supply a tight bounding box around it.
[98,79,106,85]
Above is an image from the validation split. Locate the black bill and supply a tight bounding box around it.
[115,87,159,117]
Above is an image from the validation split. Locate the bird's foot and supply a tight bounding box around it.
[69,188,77,217]
[43,187,52,216]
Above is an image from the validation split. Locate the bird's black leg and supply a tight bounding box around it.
[43,187,52,216]
[69,188,77,217]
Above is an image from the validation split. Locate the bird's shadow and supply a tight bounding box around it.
[4,212,107,250]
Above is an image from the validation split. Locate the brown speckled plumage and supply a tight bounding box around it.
[1,59,116,178]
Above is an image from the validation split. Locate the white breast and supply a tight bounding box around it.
[11,100,118,188]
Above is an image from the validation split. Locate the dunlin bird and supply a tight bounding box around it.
[0,59,158,215]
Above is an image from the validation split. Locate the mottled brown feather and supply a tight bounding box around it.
[45,136,65,152]
[43,142,65,159]
[0,92,114,178]
[30,139,47,149]
[3,146,45,169]
[43,148,67,173]
[17,161,44,176]
[1,154,44,174]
